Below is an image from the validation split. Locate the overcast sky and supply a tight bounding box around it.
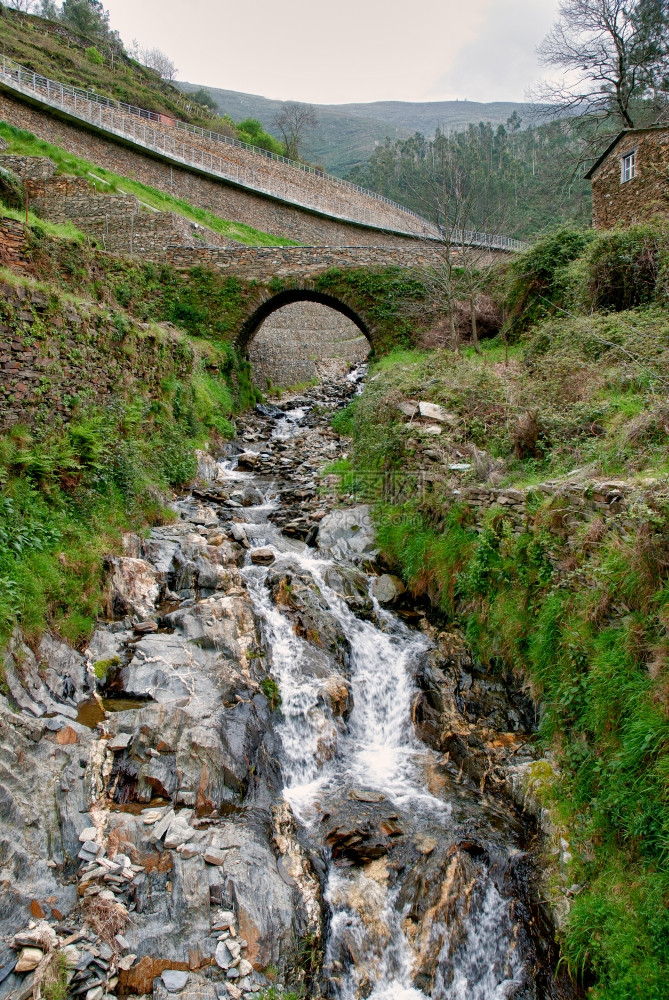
[102,0,560,105]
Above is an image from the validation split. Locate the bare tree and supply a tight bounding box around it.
[535,0,669,130]
[135,46,178,81]
[5,0,39,11]
[412,136,509,355]
[37,0,60,17]
[272,102,318,160]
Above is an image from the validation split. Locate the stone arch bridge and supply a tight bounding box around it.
[156,243,504,362]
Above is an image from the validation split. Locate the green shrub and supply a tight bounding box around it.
[584,223,669,312]
[85,46,104,65]
[505,227,595,333]
[260,676,281,711]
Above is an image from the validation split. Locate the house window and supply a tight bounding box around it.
[621,150,636,183]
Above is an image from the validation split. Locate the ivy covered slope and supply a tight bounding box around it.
[337,225,669,999]
[0,221,266,657]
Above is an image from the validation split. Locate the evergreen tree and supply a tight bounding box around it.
[60,0,109,39]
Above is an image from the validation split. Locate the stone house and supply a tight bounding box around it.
[585,126,669,229]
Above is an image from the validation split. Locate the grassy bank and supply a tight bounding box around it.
[0,122,297,247]
[336,227,669,998]
[0,264,259,656]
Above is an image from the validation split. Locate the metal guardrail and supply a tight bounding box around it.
[0,55,527,250]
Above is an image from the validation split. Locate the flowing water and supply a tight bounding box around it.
[216,379,559,1000]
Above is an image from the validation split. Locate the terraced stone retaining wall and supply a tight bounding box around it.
[15,169,236,253]
[0,90,428,248]
[0,277,196,430]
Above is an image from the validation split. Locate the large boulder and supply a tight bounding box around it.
[317,505,377,565]
[108,557,160,619]
[370,574,406,606]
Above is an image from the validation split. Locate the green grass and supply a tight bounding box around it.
[0,122,299,247]
[0,202,87,242]
[364,494,669,997]
[0,373,226,647]
[0,265,259,650]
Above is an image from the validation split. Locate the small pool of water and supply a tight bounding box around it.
[76,696,154,728]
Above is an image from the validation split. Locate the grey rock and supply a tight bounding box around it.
[418,401,457,424]
[250,548,275,565]
[150,808,176,842]
[203,847,225,866]
[370,574,406,605]
[107,556,160,619]
[163,814,195,849]
[161,971,189,992]
[215,941,232,970]
[317,505,377,565]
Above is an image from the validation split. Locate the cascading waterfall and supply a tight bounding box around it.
[225,387,535,1000]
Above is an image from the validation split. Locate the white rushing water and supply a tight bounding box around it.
[226,398,528,1000]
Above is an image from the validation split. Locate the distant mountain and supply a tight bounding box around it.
[177,83,537,177]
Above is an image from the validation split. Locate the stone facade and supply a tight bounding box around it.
[158,243,500,281]
[0,216,29,269]
[0,154,57,180]
[86,212,236,254]
[0,90,432,248]
[587,127,669,228]
[0,276,196,430]
[249,301,369,388]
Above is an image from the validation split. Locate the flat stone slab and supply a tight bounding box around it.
[107,732,132,751]
[250,547,275,565]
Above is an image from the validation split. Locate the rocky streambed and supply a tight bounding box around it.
[0,371,576,1000]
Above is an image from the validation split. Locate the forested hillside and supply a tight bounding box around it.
[178,81,536,176]
[347,116,592,239]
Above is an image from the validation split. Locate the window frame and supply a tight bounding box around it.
[620,148,637,183]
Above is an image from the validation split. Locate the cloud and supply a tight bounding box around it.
[103,0,558,104]
[429,0,559,101]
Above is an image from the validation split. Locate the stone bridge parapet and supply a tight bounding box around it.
[155,244,506,281]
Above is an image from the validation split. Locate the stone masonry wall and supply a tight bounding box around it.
[0,216,29,269]
[411,460,631,532]
[27,175,138,220]
[21,172,236,253]
[85,212,236,254]
[158,243,503,280]
[590,128,669,229]
[0,90,429,248]
[0,154,57,180]
[249,301,369,387]
[6,78,434,237]
[0,276,196,430]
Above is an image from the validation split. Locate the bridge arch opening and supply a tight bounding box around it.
[239,291,371,390]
